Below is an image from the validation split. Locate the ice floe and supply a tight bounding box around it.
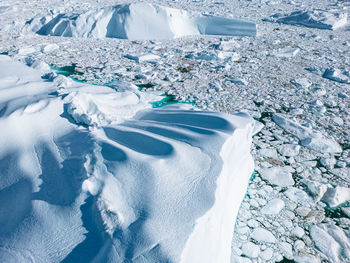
[261,198,285,215]
[310,224,350,262]
[259,166,295,187]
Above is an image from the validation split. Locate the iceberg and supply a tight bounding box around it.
[28,2,256,40]
[0,55,255,262]
[266,10,348,30]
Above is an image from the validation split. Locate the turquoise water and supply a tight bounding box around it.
[150,93,194,108]
[51,64,83,77]
[52,66,192,108]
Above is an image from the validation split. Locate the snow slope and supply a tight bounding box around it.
[0,56,255,262]
[29,2,256,40]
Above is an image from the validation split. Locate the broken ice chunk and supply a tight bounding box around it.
[267,10,348,30]
[272,114,342,153]
[322,68,350,84]
[272,47,300,58]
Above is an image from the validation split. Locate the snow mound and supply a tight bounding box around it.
[267,10,348,30]
[30,2,256,40]
[0,55,255,263]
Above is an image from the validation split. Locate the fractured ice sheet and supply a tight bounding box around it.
[0,55,255,263]
[27,2,256,40]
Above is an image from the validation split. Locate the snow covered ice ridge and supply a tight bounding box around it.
[27,2,256,40]
[0,55,256,263]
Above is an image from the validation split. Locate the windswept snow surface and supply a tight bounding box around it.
[29,2,256,40]
[0,56,255,263]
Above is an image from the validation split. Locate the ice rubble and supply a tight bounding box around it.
[272,114,342,153]
[0,55,255,263]
[29,2,256,40]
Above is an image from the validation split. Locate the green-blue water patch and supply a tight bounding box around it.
[50,64,83,77]
[150,93,194,108]
[50,66,193,108]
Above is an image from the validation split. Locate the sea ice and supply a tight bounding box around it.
[261,198,285,215]
[259,166,295,187]
[242,242,260,258]
[321,186,350,208]
[250,228,276,243]
[310,224,350,262]
[278,144,300,157]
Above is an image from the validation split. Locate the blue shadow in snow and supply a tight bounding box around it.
[104,127,173,157]
[32,130,94,206]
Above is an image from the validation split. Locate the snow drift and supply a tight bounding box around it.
[0,55,255,262]
[29,2,256,40]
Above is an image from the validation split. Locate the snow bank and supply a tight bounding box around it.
[0,55,255,262]
[30,2,256,40]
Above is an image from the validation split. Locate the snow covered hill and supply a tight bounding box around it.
[0,55,255,262]
[28,2,256,40]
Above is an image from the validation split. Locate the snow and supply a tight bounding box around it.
[1,0,350,261]
[32,3,256,40]
[0,56,255,263]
